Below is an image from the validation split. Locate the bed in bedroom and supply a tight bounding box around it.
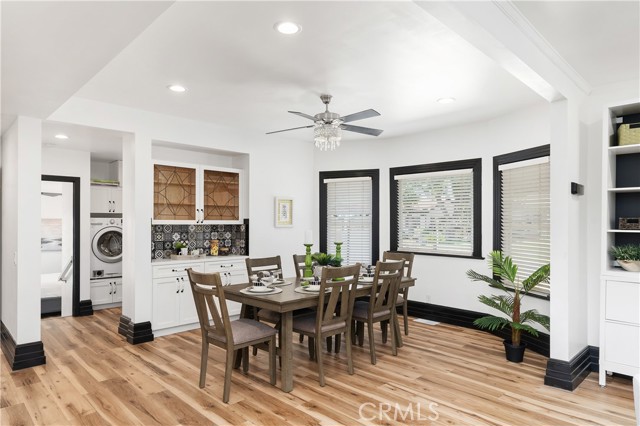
[41,272,62,315]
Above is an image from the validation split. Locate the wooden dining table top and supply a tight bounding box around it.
[223,276,415,312]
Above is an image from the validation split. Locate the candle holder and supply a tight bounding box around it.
[334,242,343,264]
[304,243,314,277]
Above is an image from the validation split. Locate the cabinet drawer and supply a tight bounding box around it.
[605,280,640,325]
[204,260,246,273]
[153,262,204,278]
[604,322,640,367]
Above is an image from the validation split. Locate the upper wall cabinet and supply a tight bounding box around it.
[91,185,122,214]
[153,162,243,224]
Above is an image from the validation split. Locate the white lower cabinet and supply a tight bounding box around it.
[152,262,203,332]
[91,278,122,309]
[151,257,247,335]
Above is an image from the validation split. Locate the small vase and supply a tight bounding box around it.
[313,265,325,278]
[180,248,188,256]
[503,340,526,363]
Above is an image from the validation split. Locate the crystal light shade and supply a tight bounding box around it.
[314,122,342,151]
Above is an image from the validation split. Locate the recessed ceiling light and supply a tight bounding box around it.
[436,97,456,104]
[274,21,301,35]
[54,134,69,140]
[167,84,187,93]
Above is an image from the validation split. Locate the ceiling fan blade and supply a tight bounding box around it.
[288,111,316,121]
[341,124,384,136]
[341,109,380,123]
[266,124,314,135]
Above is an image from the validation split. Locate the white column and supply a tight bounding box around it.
[1,117,42,344]
[549,99,589,361]
[121,133,153,325]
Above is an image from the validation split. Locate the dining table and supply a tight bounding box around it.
[223,276,416,392]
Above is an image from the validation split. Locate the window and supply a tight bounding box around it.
[494,145,550,296]
[320,170,379,266]
[391,159,482,258]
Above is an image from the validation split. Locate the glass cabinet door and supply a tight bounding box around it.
[154,164,197,221]
[202,169,240,221]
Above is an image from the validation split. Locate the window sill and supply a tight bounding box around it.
[488,284,550,301]
[404,251,485,261]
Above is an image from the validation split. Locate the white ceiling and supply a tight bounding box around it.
[2,1,639,158]
[42,121,126,162]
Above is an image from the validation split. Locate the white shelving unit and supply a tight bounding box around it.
[599,99,640,387]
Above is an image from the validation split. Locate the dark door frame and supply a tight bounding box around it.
[41,175,81,316]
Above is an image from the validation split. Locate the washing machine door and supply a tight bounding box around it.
[92,226,123,263]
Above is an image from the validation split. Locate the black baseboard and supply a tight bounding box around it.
[407,300,550,357]
[118,315,154,345]
[1,321,46,371]
[544,345,599,391]
[78,299,94,317]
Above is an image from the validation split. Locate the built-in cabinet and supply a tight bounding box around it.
[599,99,640,386]
[153,162,242,224]
[91,185,122,214]
[91,277,122,309]
[151,257,247,335]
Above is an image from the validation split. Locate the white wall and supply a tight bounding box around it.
[42,147,91,301]
[1,117,42,344]
[314,102,551,320]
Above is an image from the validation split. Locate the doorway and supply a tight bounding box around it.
[41,175,80,317]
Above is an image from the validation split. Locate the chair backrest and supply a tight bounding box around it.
[367,260,404,318]
[246,256,282,278]
[293,254,317,279]
[382,251,414,278]
[186,269,231,345]
[316,263,361,333]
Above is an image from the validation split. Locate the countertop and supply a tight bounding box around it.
[151,255,247,265]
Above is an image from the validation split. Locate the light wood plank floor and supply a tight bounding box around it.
[1,308,634,425]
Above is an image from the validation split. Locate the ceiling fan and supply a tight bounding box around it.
[266,94,384,139]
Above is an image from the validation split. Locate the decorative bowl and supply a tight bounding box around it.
[618,260,640,272]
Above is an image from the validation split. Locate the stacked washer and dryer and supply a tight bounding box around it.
[90,216,123,308]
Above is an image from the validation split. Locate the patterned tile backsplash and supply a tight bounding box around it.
[151,223,248,260]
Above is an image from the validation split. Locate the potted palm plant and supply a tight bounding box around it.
[466,251,550,363]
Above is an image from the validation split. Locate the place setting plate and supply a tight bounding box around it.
[240,286,283,296]
[294,285,331,295]
[269,279,292,287]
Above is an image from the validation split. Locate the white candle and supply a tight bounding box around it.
[335,229,343,243]
[304,230,313,245]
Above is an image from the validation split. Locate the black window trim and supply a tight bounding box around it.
[493,144,551,301]
[319,169,380,264]
[390,158,482,259]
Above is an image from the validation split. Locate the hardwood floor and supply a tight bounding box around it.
[1,308,635,425]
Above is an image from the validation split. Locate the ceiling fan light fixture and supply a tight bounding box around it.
[274,21,301,35]
[314,122,342,151]
[436,97,456,104]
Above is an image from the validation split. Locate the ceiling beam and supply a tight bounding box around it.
[415,0,591,102]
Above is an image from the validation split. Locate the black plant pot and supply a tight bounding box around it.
[503,340,526,363]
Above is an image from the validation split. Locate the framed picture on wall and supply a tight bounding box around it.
[275,197,293,227]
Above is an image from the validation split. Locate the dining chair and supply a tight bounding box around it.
[292,263,361,386]
[186,268,277,403]
[352,260,404,365]
[382,251,414,336]
[245,256,282,324]
[293,254,309,279]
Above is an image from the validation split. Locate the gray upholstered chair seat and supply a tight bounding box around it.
[292,313,346,335]
[208,318,277,345]
[257,308,280,324]
[352,301,391,321]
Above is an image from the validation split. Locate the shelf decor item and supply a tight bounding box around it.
[619,217,640,230]
[610,244,640,272]
[467,250,550,363]
[275,197,293,227]
[618,123,640,146]
[303,244,314,277]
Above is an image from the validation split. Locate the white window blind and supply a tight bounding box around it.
[396,169,474,256]
[500,158,550,295]
[326,177,372,266]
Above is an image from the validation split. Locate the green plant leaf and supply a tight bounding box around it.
[466,269,509,293]
[473,316,510,331]
[522,264,550,294]
[489,250,518,284]
[478,295,514,317]
[511,322,540,337]
[520,309,550,330]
